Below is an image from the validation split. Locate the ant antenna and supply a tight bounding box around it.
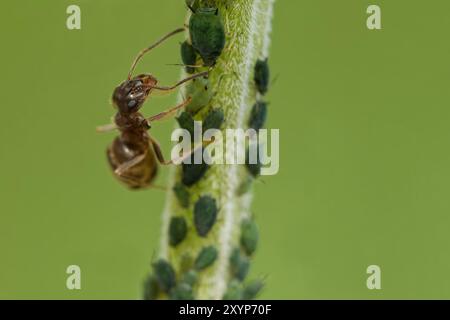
[149,71,210,92]
[128,27,186,80]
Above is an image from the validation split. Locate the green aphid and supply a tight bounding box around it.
[223,280,243,300]
[169,283,194,300]
[240,220,259,256]
[242,279,264,300]
[203,108,224,131]
[254,59,270,95]
[246,146,262,178]
[236,176,254,196]
[182,270,198,287]
[142,274,159,300]
[189,6,226,66]
[248,101,268,131]
[182,154,209,187]
[194,246,218,270]
[176,111,195,137]
[169,216,188,247]
[181,41,198,74]
[173,183,190,208]
[194,195,218,237]
[230,248,250,282]
[185,76,213,114]
[152,259,176,293]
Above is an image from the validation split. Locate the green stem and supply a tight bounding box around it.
[159,0,275,300]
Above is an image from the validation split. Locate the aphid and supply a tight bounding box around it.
[236,176,253,196]
[229,247,250,282]
[169,216,188,247]
[194,195,218,237]
[223,280,243,300]
[152,259,176,293]
[189,6,226,66]
[182,270,198,287]
[176,111,196,137]
[240,219,259,256]
[194,246,218,270]
[248,101,268,131]
[180,41,198,74]
[185,75,213,114]
[246,145,262,178]
[203,108,225,131]
[169,283,194,300]
[242,279,264,300]
[173,183,190,208]
[143,274,159,300]
[254,59,270,95]
[97,28,209,189]
[182,152,209,187]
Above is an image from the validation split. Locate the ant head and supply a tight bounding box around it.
[112,74,158,113]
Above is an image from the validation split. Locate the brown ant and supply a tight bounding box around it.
[97,28,209,189]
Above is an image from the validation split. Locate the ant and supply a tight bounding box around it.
[97,28,209,190]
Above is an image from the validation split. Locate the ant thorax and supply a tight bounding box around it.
[114,112,150,133]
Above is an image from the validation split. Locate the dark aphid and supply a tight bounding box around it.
[254,59,270,95]
[181,41,198,74]
[186,76,213,114]
[230,247,250,282]
[170,283,194,300]
[176,111,196,139]
[169,216,188,247]
[182,154,209,187]
[240,219,259,256]
[173,183,190,208]
[152,259,176,293]
[194,246,218,270]
[194,195,218,237]
[235,257,250,282]
[203,108,225,131]
[242,279,264,300]
[248,101,268,131]
[189,7,226,66]
[223,280,243,300]
[182,270,198,287]
[246,146,262,178]
[142,274,159,300]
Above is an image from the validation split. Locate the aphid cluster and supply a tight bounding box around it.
[245,58,270,178]
[222,218,263,300]
[223,57,272,300]
[142,1,269,300]
[143,1,228,300]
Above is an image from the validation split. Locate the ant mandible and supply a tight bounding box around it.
[97,28,209,189]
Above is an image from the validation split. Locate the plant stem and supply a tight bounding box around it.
[158,0,275,300]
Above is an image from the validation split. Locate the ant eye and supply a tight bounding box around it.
[128,99,137,109]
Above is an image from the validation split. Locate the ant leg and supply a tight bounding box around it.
[96,123,118,133]
[114,153,147,176]
[146,97,192,123]
[149,136,171,165]
[128,27,186,79]
[150,71,209,93]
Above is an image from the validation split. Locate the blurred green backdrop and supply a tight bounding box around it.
[1,0,450,299]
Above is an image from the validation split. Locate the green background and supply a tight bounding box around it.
[1,0,450,299]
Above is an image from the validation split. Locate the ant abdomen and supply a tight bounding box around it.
[107,136,158,189]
